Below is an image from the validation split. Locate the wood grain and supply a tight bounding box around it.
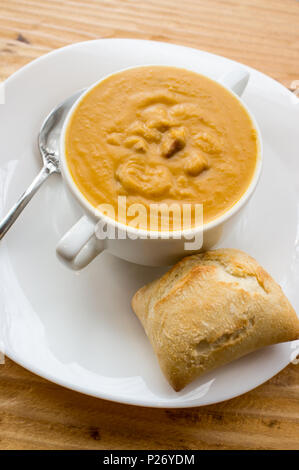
[0,357,299,450]
[0,0,299,450]
[0,0,298,87]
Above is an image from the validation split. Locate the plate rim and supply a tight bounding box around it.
[1,37,297,408]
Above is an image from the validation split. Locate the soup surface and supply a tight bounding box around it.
[65,66,258,230]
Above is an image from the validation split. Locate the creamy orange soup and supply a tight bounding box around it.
[65,66,258,229]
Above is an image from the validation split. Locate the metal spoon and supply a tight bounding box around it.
[0,89,84,240]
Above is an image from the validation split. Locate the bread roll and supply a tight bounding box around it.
[132,249,299,391]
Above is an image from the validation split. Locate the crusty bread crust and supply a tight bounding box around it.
[132,249,299,391]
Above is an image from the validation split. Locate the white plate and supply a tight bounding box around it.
[0,39,298,408]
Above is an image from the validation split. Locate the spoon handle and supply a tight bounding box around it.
[0,163,54,240]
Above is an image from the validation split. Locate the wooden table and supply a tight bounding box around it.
[0,0,298,450]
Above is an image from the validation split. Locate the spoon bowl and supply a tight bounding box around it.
[0,89,84,240]
[38,89,84,172]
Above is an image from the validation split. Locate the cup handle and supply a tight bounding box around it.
[218,68,250,97]
[56,215,104,270]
